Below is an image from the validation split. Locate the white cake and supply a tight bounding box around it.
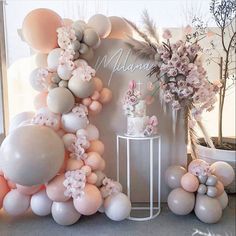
[123,80,158,137]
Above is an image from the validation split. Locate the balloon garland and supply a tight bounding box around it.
[165,159,235,224]
[0,9,131,226]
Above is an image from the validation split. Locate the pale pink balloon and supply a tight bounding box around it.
[73,184,102,215]
[181,173,199,192]
[99,88,112,104]
[94,77,103,92]
[0,176,10,209]
[16,184,41,195]
[56,129,66,138]
[46,175,70,202]
[87,140,105,155]
[89,101,102,115]
[98,158,106,171]
[216,181,224,196]
[91,91,100,101]
[7,180,16,189]
[85,124,99,141]
[66,158,84,171]
[84,152,104,171]
[34,92,48,110]
[62,18,73,26]
[3,190,30,216]
[82,98,92,107]
[87,173,98,184]
[22,8,62,53]
[81,165,92,176]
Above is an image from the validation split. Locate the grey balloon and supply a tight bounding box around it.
[167,188,195,215]
[94,170,106,187]
[165,166,187,189]
[217,191,228,210]
[207,186,218,198]
[206,175,217,186]
[198,175,208,184]
[197,184,207,195]
[195,194,222,223]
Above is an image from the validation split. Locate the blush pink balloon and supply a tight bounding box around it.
[87,140,105,155]
[98,158,106,171]
[181,173,199,192]
[81,165,92,176]
[57,129,66,138]
[82,98,92,107]
[84,152,104,171]
[34,92,48,110]
[99,88,112,104]
[89,101,102,115]
[66,158,84,171]
[73,184,102,215]
[46,175,70,202]
[87,173,98,184]
[216,181,224,196]
[0,176,10,209]
[85,124,99,141]
[91,91,100,101]
[7,180,16,189]
[16,184,41,195]
[22,8,62,53]
[94,77,103,92]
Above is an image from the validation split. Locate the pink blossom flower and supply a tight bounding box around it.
[163,90,173,103]
[144,125,154,136]
[72,104,88,117]
[72,64,96,82]
[162,29,172,39]
[128,95,138,105]
[172,100,181,110]
[102,178,122,196]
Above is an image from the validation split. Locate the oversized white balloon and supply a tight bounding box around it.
[31,189,52,216]
[87,14,112,38]
[0,125,65,186]
[9,111,35,133]
[47,48,63,72]
[68,76,95,98]
[217,191,228,210]
[210,161,235,187]
[47,87,75,114]
[85,124,99,140]
[62,112,88,133]
[104,193,131,221]
[3,190,30,216]
[51,201,81,226]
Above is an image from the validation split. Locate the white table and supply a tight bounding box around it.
[116,134,161,221]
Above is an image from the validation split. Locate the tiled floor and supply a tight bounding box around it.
[0,195,235,236]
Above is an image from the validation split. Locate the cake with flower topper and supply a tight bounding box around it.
[123,80,158,137]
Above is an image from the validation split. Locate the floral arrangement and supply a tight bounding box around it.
[125,11,219,157]
[143,116,158,137]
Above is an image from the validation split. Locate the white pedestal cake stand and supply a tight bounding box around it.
[116,134,161,221]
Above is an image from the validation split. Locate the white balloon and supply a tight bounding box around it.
[9,111,35,133]
[217,191,229,210]
[57,65,72,80]
[104,193,131,221]
[51,201,81,226]
[35,53,48,68]
[62,133,76,150]
[62,112,89,133]
[3,190,30,216]
[88,14,112,38]
[31,189,52,216]
[47,48,62,72]
[85,124,99,140]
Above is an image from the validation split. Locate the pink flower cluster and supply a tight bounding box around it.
[57,26,76,51]
[72,64,96,82]
[101,177,122,197]
[63,170,86,199]
[155,30,219,120]
[72,104,89,118]
[36,68,51,89]
[123,80,141,116]
[144,116,158,136]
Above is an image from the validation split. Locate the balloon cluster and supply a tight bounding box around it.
[165,159,235,224]
[0,9,131,226]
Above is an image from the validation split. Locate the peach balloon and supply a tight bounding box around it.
[98,158,106,171]
[216,181,224,196]
[181,173,199,192]
[0,176,10,209]
[81,165,92,176]
[22,8,62,53]
[91,91,100,101]
[89,101,102,115]
[34,92,48,110]
[82,98,92,107]
[73,184,102,215]
[99,88,112,104]
[87,140,105,155]
[87,173,98,184]
[0,169,3,176]
[94,77,103,92]
[66,158,84,171]
[46,175,70,202]
[84,152,103,171]
[16,184,41,195]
